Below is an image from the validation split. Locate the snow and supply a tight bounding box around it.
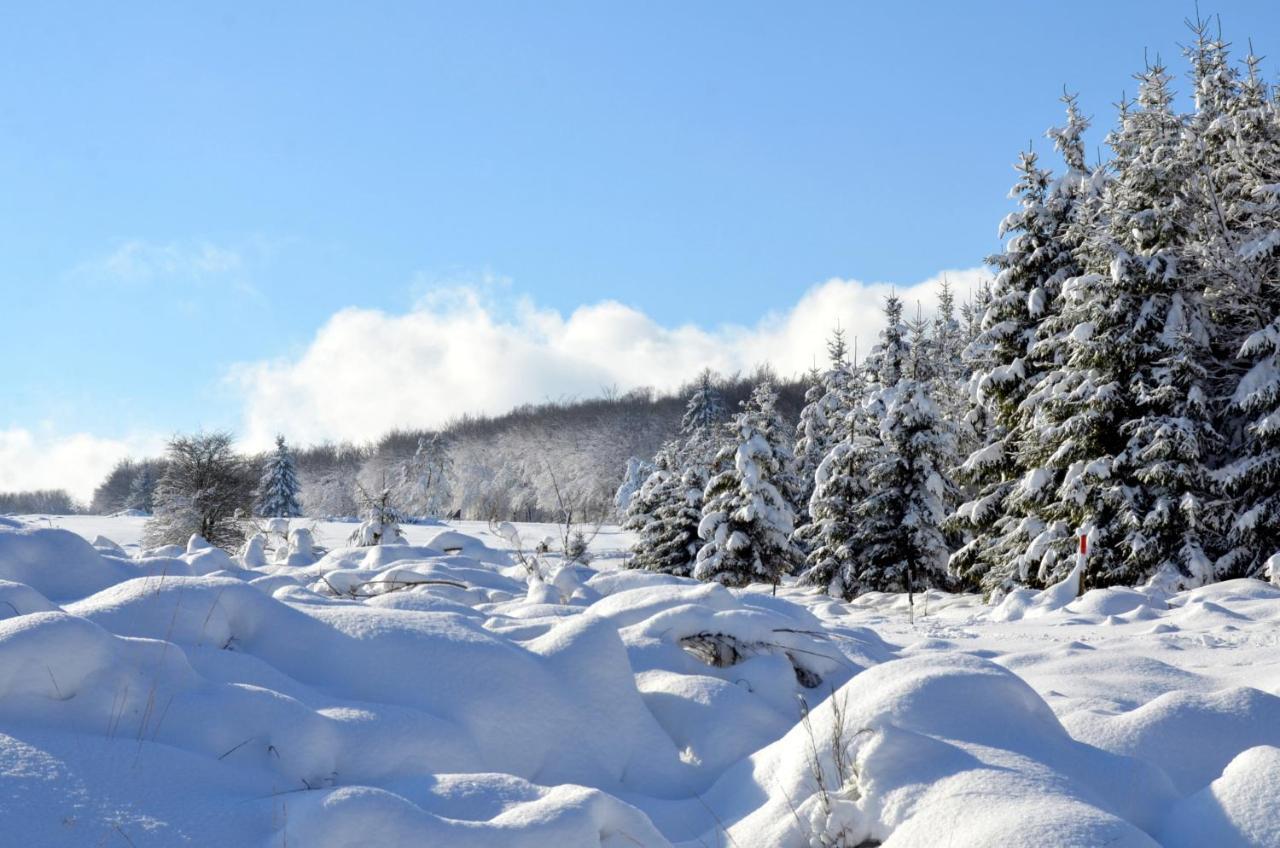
[1160,745,1280,847]
[0,514,1278,845]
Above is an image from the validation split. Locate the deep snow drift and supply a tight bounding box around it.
[0,515,1277,846]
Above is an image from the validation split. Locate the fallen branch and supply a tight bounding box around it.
[319,574,469,599]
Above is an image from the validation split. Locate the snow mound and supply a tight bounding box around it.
[702,654,1173,847]
[90,535,128,556]
[1159,745,1280,848]
[0,579,59,622]
[284,781,668,848]
[1067,586,1161,618]
[0,523,129,601]
[7,516,1280,846]
[1065,686,1280,795]
[418,528,513,567]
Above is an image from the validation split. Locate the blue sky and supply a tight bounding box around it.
[1,1,1278,496]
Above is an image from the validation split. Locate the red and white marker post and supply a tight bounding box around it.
[1076,533,1088,597]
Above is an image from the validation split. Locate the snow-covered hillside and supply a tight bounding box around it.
[1,515,1278,846]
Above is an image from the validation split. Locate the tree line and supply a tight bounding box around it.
[68,370,804,536]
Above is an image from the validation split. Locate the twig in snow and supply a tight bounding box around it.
[45,666,64,700]
[217,736,257,761]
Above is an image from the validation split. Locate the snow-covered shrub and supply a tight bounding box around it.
[349,482,405,546]
[796,692,873,848]
[239,533,268,567]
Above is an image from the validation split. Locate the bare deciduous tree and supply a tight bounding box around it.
[143,432,255,550]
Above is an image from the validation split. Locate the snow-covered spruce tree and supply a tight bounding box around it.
[949,99,1092,593]
[794,373,829,510]
[399,433,453,518]
[682,368,727,438]
[748,381,806,520]
[144,432,255,550]
[842,292,911,464]
[257,435,303,519]
[959,278,993,351]
[623,443,677,539]
[125,464,157,514]
[1214,47,1280,577]
[1023,64,1223,589]
[862,294,910,400]
[930,279,970,450]
[909,307,961,498]
[957,278,997,467]
[629,460,706,577]
[1219,321,1280,577]
[797,424,879,598]
[849,369,955,597]
[1181,21,1253,408]
[1182,36,1280,472]
[694,392,802,589]
[800,295,957,599]
[794,327,860,526]
[680,369,729,471]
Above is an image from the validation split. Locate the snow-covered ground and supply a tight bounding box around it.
[1,514,1278,846]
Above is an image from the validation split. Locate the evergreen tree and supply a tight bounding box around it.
[798,428,879,598]
[862,294,910,398]
[258,435,303,519]
[950,104,1090,592]
[959,279,993,350]
[794,327,859,524]
[1181,24,1257,455]
[793,375,830,512]
[931,279,970,450]
[749,381,806,519]
[623,443,677,539]
[681,369,727,438]
[629,460,706,577]
[851,378,955,596]
[1185,36,1280,468]
[681,369,728,469]
[1024,63,1222,589]
[802,297,955,599]
[957,279,997,475]
[1214,45,1280,576]
[694,392,802,588]
[1219,320,1280,577]
[843,294,911,478]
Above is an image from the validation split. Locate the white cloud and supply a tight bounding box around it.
[104,240,242,281]
[231,268,990,449]
[83,239,244,283]
[0,428,163,503]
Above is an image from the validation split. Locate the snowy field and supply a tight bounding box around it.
[0,515,1277,846]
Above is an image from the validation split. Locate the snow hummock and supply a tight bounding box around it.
[0,514,1277,846]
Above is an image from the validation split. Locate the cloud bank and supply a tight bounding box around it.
[232,268,989,449]
[0,428,163,503]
